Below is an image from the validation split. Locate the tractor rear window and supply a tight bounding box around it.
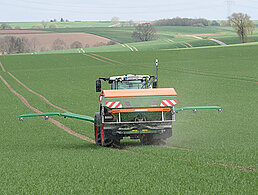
[117,80,145,89]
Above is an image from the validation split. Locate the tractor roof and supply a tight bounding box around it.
[102,88,177,98]
[100,74,152,81]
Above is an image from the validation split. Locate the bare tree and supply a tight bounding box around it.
[70,41,83,49]
[30,38,40,52]
[52,39,67,50]
[128,20,134,26]
[0,23,12,30]
[111,16,120,25]
[41,21,48,29]
[0,36,31,54]
[49,24,57,29]
[132,23,156,42]
[228,13,255,43]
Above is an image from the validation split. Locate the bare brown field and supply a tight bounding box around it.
[0,32,113,51]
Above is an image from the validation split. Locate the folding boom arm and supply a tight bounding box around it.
[19,112,95,123]
[174,106,223,113]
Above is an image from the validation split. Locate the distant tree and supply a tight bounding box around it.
[0,36,31,54]
[41,21,48,29]
[228,13,255,43]
[111,16,120,25]
[0,23,12,30]
[52,38,67,50]
[221,20,230,26]
[107,41,117,45]
[32,24,44,29]
[53,19,57,22]
[60,18,64,22]
[94,42,106,47]
[14,37,30,53]
[132,23,156,42]
[15,26,22,30]
[30,38,39,52]
[129,20,134,26]
[70,41,83,49]
[49,24,57,29]
[65,19,69,22]
[210,20,220,26]
[50,19,54,22]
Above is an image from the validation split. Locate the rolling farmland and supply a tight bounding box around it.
[0,42,257,193]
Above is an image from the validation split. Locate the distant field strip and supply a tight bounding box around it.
[167,39,174,43]
[209,38,227,46]
[184,42,193,48]
[0,74,94,143]
[0,61,6,72]
[135,63,258,83]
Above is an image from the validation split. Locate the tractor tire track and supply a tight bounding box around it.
[91,53,124,64]
[83,53,114,64]
[0,74,94,143]
[8,72,69,113]
[207,162,255,172]
[131,46,138,52]
[8,72,94,125]
[0,61,6,72]
[1,74,256,169]
[124,44,134,51]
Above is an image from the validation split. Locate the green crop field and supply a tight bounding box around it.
[0,42,257,194]
[2,21,112,29]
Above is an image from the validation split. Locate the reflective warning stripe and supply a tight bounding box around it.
[160,100,177,107]
[105,102,122,108]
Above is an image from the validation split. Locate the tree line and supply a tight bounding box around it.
[0,36,116,54]
[153,17,220,27]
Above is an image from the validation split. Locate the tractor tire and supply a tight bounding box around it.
[152,138,167,146]
[140,134,153,145]
[94,112,102,145]
[100,124,113,147]
[112,139,121,149]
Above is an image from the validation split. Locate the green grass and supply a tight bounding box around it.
[0,44,257,194]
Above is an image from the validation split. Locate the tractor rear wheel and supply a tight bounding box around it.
[140,134,153,145]
[94,113,101,145]
[100,124,113,147]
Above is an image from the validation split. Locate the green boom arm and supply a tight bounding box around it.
[19,112,95,123]
[174,106,223,113]
[18,106,222,122]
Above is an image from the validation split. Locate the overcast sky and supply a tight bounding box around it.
[1,0,258,22]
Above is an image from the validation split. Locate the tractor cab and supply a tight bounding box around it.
[96,74,157,92]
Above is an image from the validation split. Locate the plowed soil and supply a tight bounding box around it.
[0,32,113,51]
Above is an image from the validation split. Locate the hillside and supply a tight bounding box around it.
[0,43,257,194]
